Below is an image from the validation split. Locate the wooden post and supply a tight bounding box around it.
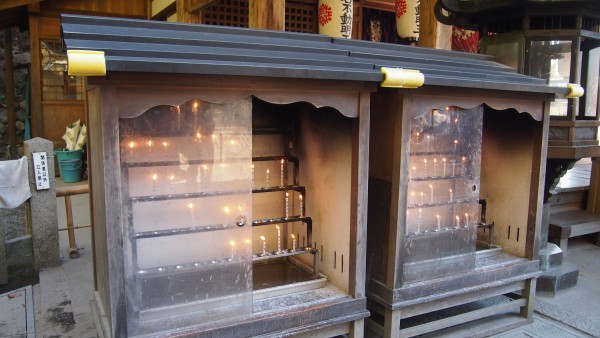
[4,29,17,158]
[176,0,200,23]
[418,0,452,50]
[249,0,285,31]
[28,2,43,138]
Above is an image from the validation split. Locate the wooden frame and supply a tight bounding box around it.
[86,72,373,337]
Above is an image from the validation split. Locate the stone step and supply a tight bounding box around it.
[536,261,579,297]
[538,243,563,270]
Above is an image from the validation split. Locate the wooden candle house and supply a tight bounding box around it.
[62,14,567,338]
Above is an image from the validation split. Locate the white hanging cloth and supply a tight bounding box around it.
[0,157,32,209]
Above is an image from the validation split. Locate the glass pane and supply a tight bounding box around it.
[484,40,521,70]
[119,99,253,335]
[41,40,85,100]
[404,106,483,283]
[585,46,599,117]
[529,40,572,117]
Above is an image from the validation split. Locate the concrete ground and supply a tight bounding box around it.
[2,177,600,337]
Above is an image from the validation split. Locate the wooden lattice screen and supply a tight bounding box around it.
[201,0,317,33]
[286,0,318,34]
[202,0,249,28]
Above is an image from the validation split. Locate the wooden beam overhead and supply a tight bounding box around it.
[188,0,221,12]
[0,0,44,11]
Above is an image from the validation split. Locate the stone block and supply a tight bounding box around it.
[537,261,579,296]
[24,138,60,270]
[538,242,563,270]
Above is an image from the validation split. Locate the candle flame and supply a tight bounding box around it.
[188,202,193,209]
[465,213,469,217]
[229,240,235,247]
[260,236,265,241]
[148,140,152,147]
[291,234,295,239]
[281,159,284,164]
[443,157,446,163]
[276,225,280,230]
[286,192,288,197]
[456,215,460,221]
[224,206,230,213]
[244,239,251,244]
[129,141,134,149]
[429,184,433,188]
[462,156,466,162]
[299,194,303,200]
[434,158,437,163]
[202,164,208,170]
[162,141,168,148]
[267,169,270,174]
[230,140,235,145]
[211,134,216,139]
[193,102,198,109]
[454,139,458,144]
[251,164,254,169]
[152,174,157,181]
[169,175,174,181]
[196,132,201,139]
[436,214,440,219]
[424,158,427,164]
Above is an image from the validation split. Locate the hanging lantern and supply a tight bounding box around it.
[318,0,353,39]
[395,0,420,41]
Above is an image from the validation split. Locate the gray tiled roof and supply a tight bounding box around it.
[61,14,564,94]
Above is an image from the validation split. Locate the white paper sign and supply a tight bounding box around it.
[33,152,50,190]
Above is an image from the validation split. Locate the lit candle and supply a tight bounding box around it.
[280,159,285,187]
[260,235,267,255]
[436,214,441,231]
[417,208,422,233]
[420,191,424,205]
[285,192,289,219]
[147,139,153,160]
[426,134,431,150]
[462,156,467,175]
[412,166,417,180]
[433,158,437,176]
[266,169,270,188]
[177,105,181,130]
[169,175,175,196]
[276,225,281,253]
[449,189,453,202]
[196,132,201,140]
[452,160,456,176]
[162,141,168,154]
[291,234,297,251]
[193,101,198,127]
[429,184,434,203]
[442,157,447,176]
[424,158,428,172]
[229,240,236,260]
[188,202,194,226]
[129,141,134,161]
[299,194,304,217]
[152,173,157,196]
[455,215,460,228]
[453,139,458,152]
[465,213,470,227]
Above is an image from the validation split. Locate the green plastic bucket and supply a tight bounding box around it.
[55,148,84,183]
